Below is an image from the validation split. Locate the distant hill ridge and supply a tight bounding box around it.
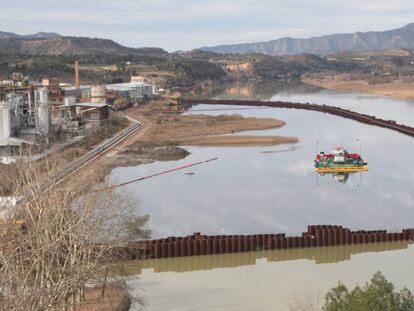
[0,32,167,55]
[199,23,414,56]
[0,31,61,39]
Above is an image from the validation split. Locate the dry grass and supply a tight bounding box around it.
[0,158,149,311]
[181,135,298,146]
[76,286,130,311]
[128,101,298,147]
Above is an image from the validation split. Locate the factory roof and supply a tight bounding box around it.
[62,86,92,91]
[105,82,153,91]
[76,102,108,108]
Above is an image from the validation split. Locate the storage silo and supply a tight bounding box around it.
[0,107,11,140]
[35,89,50,137]
[38,87,49,104]
[7,94,23,130]
[91,85,106,104]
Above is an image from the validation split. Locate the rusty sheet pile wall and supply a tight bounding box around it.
[118,226,414,260]
[178,99,414,137]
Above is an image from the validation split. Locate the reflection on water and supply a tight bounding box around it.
[112,101,414,238]
[127,241,411,275]
[331,172,350,184]
[130,242,414,311]
[198,80,414,125]
[317,172,362,185]
[260,145,301,154]
[112,82,414,238]
[121,82,414,310]
[195,81,322,101]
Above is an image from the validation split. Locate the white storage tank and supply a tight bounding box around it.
[35,89,50,136]
[91,85,106,104]
[37,88,49,104]
[7,94,23,130]
[36,103,50,136]
[0,107,11,140]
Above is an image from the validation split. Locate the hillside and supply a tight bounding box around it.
[0,36,167,56]
[0,31,60,39]
[199,23,414,56]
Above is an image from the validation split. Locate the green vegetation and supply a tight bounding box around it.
[156,57,225,85]
[252,57,305,80]
[2,47,413,88]
[323,272,414,311]
[0,53,226,86]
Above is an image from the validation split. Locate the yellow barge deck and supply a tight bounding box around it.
[316,166,368,173]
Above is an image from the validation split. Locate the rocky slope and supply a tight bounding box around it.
[199,23,414,56]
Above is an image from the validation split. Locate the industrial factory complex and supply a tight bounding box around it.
[0,61,157,162]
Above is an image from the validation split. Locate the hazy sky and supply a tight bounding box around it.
[1,0,414,51]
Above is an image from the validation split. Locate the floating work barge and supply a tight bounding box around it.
[316,166,368,173]
[315,147,368,174]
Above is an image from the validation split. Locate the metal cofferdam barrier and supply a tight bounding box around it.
[112,225,414,260]
[178,99,414,138]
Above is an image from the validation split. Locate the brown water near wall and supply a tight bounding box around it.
[117,84,414,310]
[128,242,414,311]
[126,241,411,274]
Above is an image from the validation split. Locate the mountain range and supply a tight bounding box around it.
[0,34,167,56]
[0,31,61,40]
[199,23,414,56]
[3,23,414,57]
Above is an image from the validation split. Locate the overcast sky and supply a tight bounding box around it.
[1,0,414,51]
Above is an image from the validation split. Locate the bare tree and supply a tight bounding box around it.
[289,288,323,311]
[0,159,149,311]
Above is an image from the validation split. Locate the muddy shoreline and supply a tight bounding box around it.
[302,76,414,101]
[112,142,190,168]
[102,98,299,169]
[105,101,298,168]
[129,101,297,145]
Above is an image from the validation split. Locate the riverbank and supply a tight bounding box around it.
[112,142,190,168]
[126,100,298,148]
[101,100,297,169]
[302,75,414,101]
[76,286,131,311]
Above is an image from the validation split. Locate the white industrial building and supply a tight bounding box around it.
[105,82,156,101]
[0,88,52,156]
[63,86,91,98]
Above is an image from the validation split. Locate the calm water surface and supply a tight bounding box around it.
[129,242,414,311]
[110,82,414,309]
[111,82,414,238]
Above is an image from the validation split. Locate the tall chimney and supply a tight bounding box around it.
[75,60,80,88]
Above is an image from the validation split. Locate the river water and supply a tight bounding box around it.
[109,82,414,310]
[128,242,414,311]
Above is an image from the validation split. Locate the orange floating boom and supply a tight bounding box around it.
[99,157,219,191]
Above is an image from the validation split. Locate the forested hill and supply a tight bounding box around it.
[0,35,167,56]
